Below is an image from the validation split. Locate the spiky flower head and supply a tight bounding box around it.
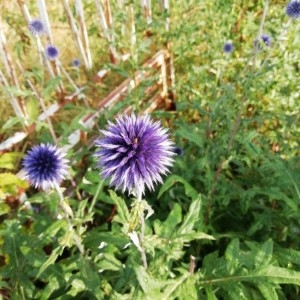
[22,144,69,191]
[260,34,271,47]
[223,41,233,54]
[286,1,300,19]
[28,19,45,35]
[174,147,184,156]
[45,45,59,61]
[254,34,271,50]
[72,58,81,67]
[94,114,175,200]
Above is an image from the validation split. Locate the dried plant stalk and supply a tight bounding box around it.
[16,0,31,20]
[141,0,152,25]
[17,1,53,75]
[58,61,80,91]
[161,0,176,102]
[94,0,118,63]
[0,50,170,151]
[75,0,92,69]
[36,0,53,43]
[0,69,24,119]
[161,0,170,31]
[37,0,64,94]
[160,55,168,97]
[16,60,58,144]
[18,1,67,104]
[130,5,137,62]
[0,22,28,123]
[63,0,89,69]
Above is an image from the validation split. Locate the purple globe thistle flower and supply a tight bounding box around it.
[174,146,184,156]
[223,41,233,54]
[254,34,271,50]
[261,34,271,47]
[22,144,69,191]
[45,45,59,61]
[72,59,81,67]
[28,19,45,35]
[94,114,175,200]
[286,1,300,19]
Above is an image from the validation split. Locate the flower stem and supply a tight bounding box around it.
[139,208,148,269]
[55,184,84,254]
[130,196,148,269]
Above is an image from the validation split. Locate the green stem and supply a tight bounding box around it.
[131,195,148,269]
[55,184,84,254]
[162,273,190,300]
[139,207,148,269]
[88,179,104,214]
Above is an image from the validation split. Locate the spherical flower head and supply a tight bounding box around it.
[28,19,45,35]
[22,144,69,191]
[174,147,184,156]
[223,41,233,54]
[254,34,271,50]
[94,114,175,200]
[261,34,271,47]
[286,1,300,19]
[45,45,59,61]
[72,59,81,67]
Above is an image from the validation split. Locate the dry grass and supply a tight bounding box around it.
[0,1,172,152]
[0,1,168,133]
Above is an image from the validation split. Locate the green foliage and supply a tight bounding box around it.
[0,152,28,200]
[198,239,300,299]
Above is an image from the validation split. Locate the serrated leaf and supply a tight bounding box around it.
[84,170,103,184]
[254,239,273,268]
[257,283,278,300]
[165,203,182,228]
[225,238,240,274]
[267,187,297,211]
[36,246,64,278]
[134,265,167,296]
[175,232,215,243]
[39,219,66,241]
[202,251,219,272]
[79,259,102,298]
[255,265,300,285]
[177,196,201,235]
[274,246,300,266]
[227,283,248,300]
[158,175,198,200]
[59,230,75,248]
[172,274,197,300]
[198,265,300,288]
[84,230,129,250]
[176,126,203,147]
[97,253,123,272]
[204,287,218,300]
[109,190,130,225]
[154,203,182,238]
